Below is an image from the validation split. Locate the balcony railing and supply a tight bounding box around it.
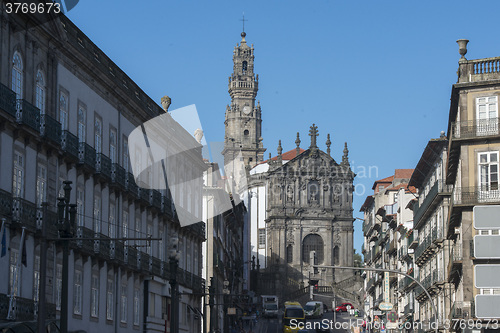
[0,293,56,321]
[0,83,16,117]
[95,153,112,180]
[451,301,464,319]
[40,114,62,145]
[0,189,12,218]
[12,197,37,231]
[78,142,96,171]
[111,163,126,188]
[61,130,79,160]
[414,180,452,226]
[16,99,40,132]
[185,221,206,239]
[453,186,500,205]
[452,118,500,139]
[151,190,162,210]
[126,173,138,198]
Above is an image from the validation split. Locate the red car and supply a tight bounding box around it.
[335,303,353,312]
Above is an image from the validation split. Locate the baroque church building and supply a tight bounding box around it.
[222,32,356,295]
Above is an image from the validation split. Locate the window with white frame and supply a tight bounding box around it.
[93,195,101,233]
[120,284,127,323]
[110,128,117,164]
[95,116,102,154]
[76,187,84,229]
[106,278,114,320]
[56,264,62,310]
[258,228,266,248]
[123,137,129,172]
[478,151,499,191]
[146,223,152,256]
[73,269,82,315]
[59,92,68,131]
[159,230,164,261]
[36,164,47,206]
[12,51,23,99]
[77,105,86,143]
[476,96,499,135]
[133,287,140,326]
[35,70,45,114]
[13,151,24,197]
[109,201,116,239]
[135,217,141,247]
[477,96,498,121]
[91,272,99,317]
[33,255,40,302]
[122,211,129,245]
[9,250,19,296]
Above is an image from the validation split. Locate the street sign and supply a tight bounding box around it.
[384,272,390,303]
[474,205,500,229]
[379,302,393,311]
[475,265,500,288]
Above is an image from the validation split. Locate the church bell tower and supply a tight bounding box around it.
[223,32,266,169]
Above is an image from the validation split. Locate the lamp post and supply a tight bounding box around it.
[169,234,180,333]
[57,181,77,333]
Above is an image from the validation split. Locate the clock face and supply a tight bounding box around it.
[243,106,251,115]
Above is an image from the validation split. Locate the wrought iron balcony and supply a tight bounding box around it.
[450,301,464,319]
[16,99,40,132]
[139,188,151,206]
[78,142,96,171]
[35,206,59,238]
[126,173,138,198]
[111,163,126,189]
[453,186,500,206]
[40,114,61,146]
[61,130,79,161]
[451,117,500,139]
[0,83,16,117]
[95,153,112,180]
[0,189,12,219]
[151,190,162,210]
[413,180,452,228]
[12,197,37,231]
[0,293,56,321]
[185,221,206,239]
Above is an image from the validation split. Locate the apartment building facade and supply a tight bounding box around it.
[407,135,453,330]
[445,40,500,328]
[361,169,414,324]
[0,7,205,333]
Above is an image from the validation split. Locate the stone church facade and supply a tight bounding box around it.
[223,32,355,291]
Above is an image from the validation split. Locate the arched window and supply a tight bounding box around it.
[302,234,324,264]
[333,246,340,265]
[287,245,293,263]
[35,70,45,114]
[12,51,23,99]
[242,61,247,73]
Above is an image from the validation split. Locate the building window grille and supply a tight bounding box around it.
[302,234,324,264]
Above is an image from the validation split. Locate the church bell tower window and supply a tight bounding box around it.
[242,61,247,73]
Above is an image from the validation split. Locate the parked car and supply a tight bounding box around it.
[335,302,353,312]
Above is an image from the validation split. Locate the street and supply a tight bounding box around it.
[254,310,361,333]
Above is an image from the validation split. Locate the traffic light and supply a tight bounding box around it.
[314,283,319,292]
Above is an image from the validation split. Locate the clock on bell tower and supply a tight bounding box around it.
[223,31,266,169]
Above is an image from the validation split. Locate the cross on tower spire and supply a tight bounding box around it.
[240,13,247,33]
[309,124,319,148]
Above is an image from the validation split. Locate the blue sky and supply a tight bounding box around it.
[67,0,500,254]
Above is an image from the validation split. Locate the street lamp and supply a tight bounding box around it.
[57,180,76,333]
[169,234,181,333]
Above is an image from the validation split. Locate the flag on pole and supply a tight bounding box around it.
[0,219,6,258]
